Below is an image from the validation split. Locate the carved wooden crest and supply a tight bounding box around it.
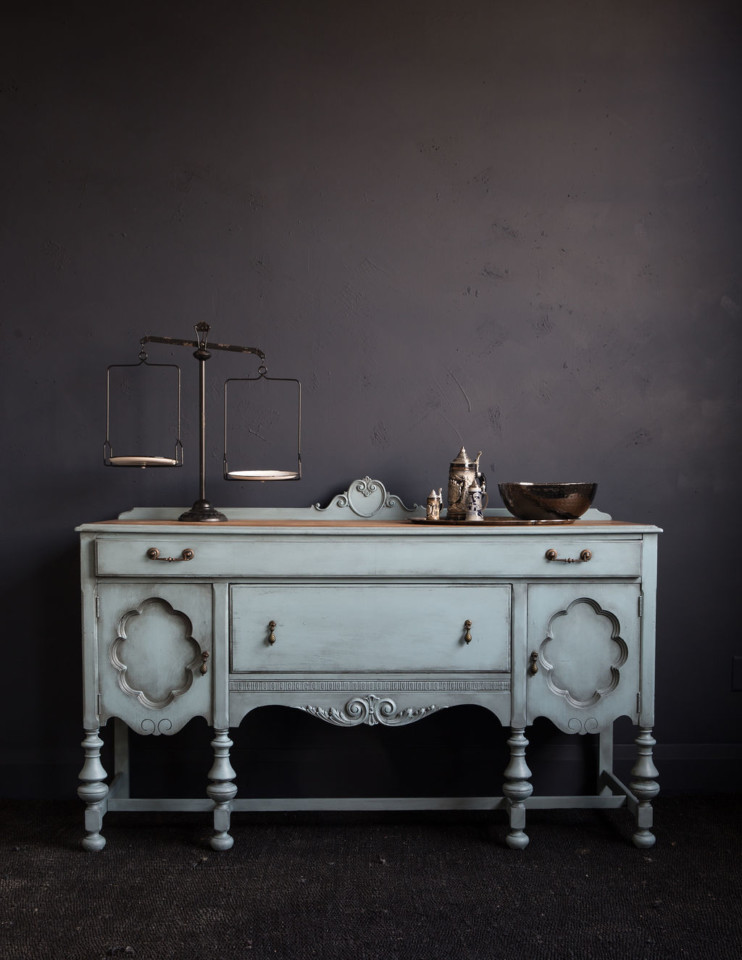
[313,477,420,519]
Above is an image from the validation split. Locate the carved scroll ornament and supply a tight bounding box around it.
[313,477,419,519]
[302,694,442,727]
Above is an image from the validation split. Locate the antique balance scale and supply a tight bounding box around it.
[104,322,301,520]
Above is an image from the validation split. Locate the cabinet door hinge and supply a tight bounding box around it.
[636,692,642,715]
[95,594,101,619]
[97,693,102,716]
[638,593,644,618]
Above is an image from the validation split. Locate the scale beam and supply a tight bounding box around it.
[140,334,265,363]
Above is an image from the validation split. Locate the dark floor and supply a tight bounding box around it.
[1,796,740,960]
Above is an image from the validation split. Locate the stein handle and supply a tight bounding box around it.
[478,472,488,509]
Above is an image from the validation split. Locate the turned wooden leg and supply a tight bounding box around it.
[207,728,237,851]
[78,728,109,852]
[503,727,533,849]
[629,726,660,849]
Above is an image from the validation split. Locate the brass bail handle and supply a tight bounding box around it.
[146,547,195,562]
[544,548,592,564]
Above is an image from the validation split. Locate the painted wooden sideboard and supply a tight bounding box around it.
[77,477,661,851]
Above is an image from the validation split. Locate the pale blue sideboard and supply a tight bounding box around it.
[77,478,661,851]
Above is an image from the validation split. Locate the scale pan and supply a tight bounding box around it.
[109,455,180,467]
[227,469,299,481]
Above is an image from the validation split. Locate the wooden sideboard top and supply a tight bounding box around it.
[79,518,659,531]
[93,518,637,526]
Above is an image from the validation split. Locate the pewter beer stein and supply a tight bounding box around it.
[426,488,443,521]
[465,476,486,521]
[447,447,487,520]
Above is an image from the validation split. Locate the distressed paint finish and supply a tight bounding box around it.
[77,479,661,850]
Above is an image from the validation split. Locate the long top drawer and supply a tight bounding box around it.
[94,533,643,578]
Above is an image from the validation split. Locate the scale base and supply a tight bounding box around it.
[178,499,228,522]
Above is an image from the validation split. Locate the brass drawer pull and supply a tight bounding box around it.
[464,619,473,644]
[544,548,592,564]
[529,651,539,675]
[146,547,195,562]
[268,621,277,645]
[200,651,210,675]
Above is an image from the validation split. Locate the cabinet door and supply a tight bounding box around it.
[97,583,213,734]
[526,583,641,734]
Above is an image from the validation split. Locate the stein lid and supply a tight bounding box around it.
[451,446,481,468]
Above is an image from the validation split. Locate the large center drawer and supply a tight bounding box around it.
[230,582,511,674]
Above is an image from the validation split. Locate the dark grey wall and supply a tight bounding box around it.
[3,1,741,798]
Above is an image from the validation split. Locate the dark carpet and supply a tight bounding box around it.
[1,796,740,960]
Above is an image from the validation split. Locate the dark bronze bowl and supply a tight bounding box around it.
[497,482,598,521]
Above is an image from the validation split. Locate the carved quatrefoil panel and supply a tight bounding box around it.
[539,598,628,708]
[110,597,203,710]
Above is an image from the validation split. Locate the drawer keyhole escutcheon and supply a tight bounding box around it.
[268,621,277,645]
[545,548,592,564]
[146,547,195,563]
[464,620,473,644]
[200,651,209,675]
[529,651,539,675]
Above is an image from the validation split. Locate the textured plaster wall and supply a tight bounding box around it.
[2,0,741,797]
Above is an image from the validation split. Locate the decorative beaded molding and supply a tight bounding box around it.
[301,695,443,727]
[312,476,419,519]
[539,597,628,709]
[229,679,510,693]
